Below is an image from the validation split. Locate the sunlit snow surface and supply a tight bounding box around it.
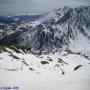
[0,47,90,90]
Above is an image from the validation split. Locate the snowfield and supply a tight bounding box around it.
[0,47,90,90]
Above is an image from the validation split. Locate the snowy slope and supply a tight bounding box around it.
[0,46,90,75]
[0,65,90,90]
[0,46,90,90]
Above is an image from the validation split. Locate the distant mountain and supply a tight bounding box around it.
[0,15,41,24]
[0,6,90,77]
[0,15,41,40]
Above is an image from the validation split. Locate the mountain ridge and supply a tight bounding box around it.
[16,6,90,55]
[0,6,90,55]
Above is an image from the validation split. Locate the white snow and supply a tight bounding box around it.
[0,47,90,90]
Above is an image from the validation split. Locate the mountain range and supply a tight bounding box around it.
[0,6,90,76]
[17,6,90,55]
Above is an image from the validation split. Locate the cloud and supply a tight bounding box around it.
[0,0,90,16]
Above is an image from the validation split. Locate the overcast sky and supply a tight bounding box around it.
[0,0,90,16]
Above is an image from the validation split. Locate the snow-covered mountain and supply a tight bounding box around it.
[0,6,90,74]
[0,6,90,76]
[0,6,90,90]
[0,15,41,24]
[16,6,90,55]
[0,15,41,43]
